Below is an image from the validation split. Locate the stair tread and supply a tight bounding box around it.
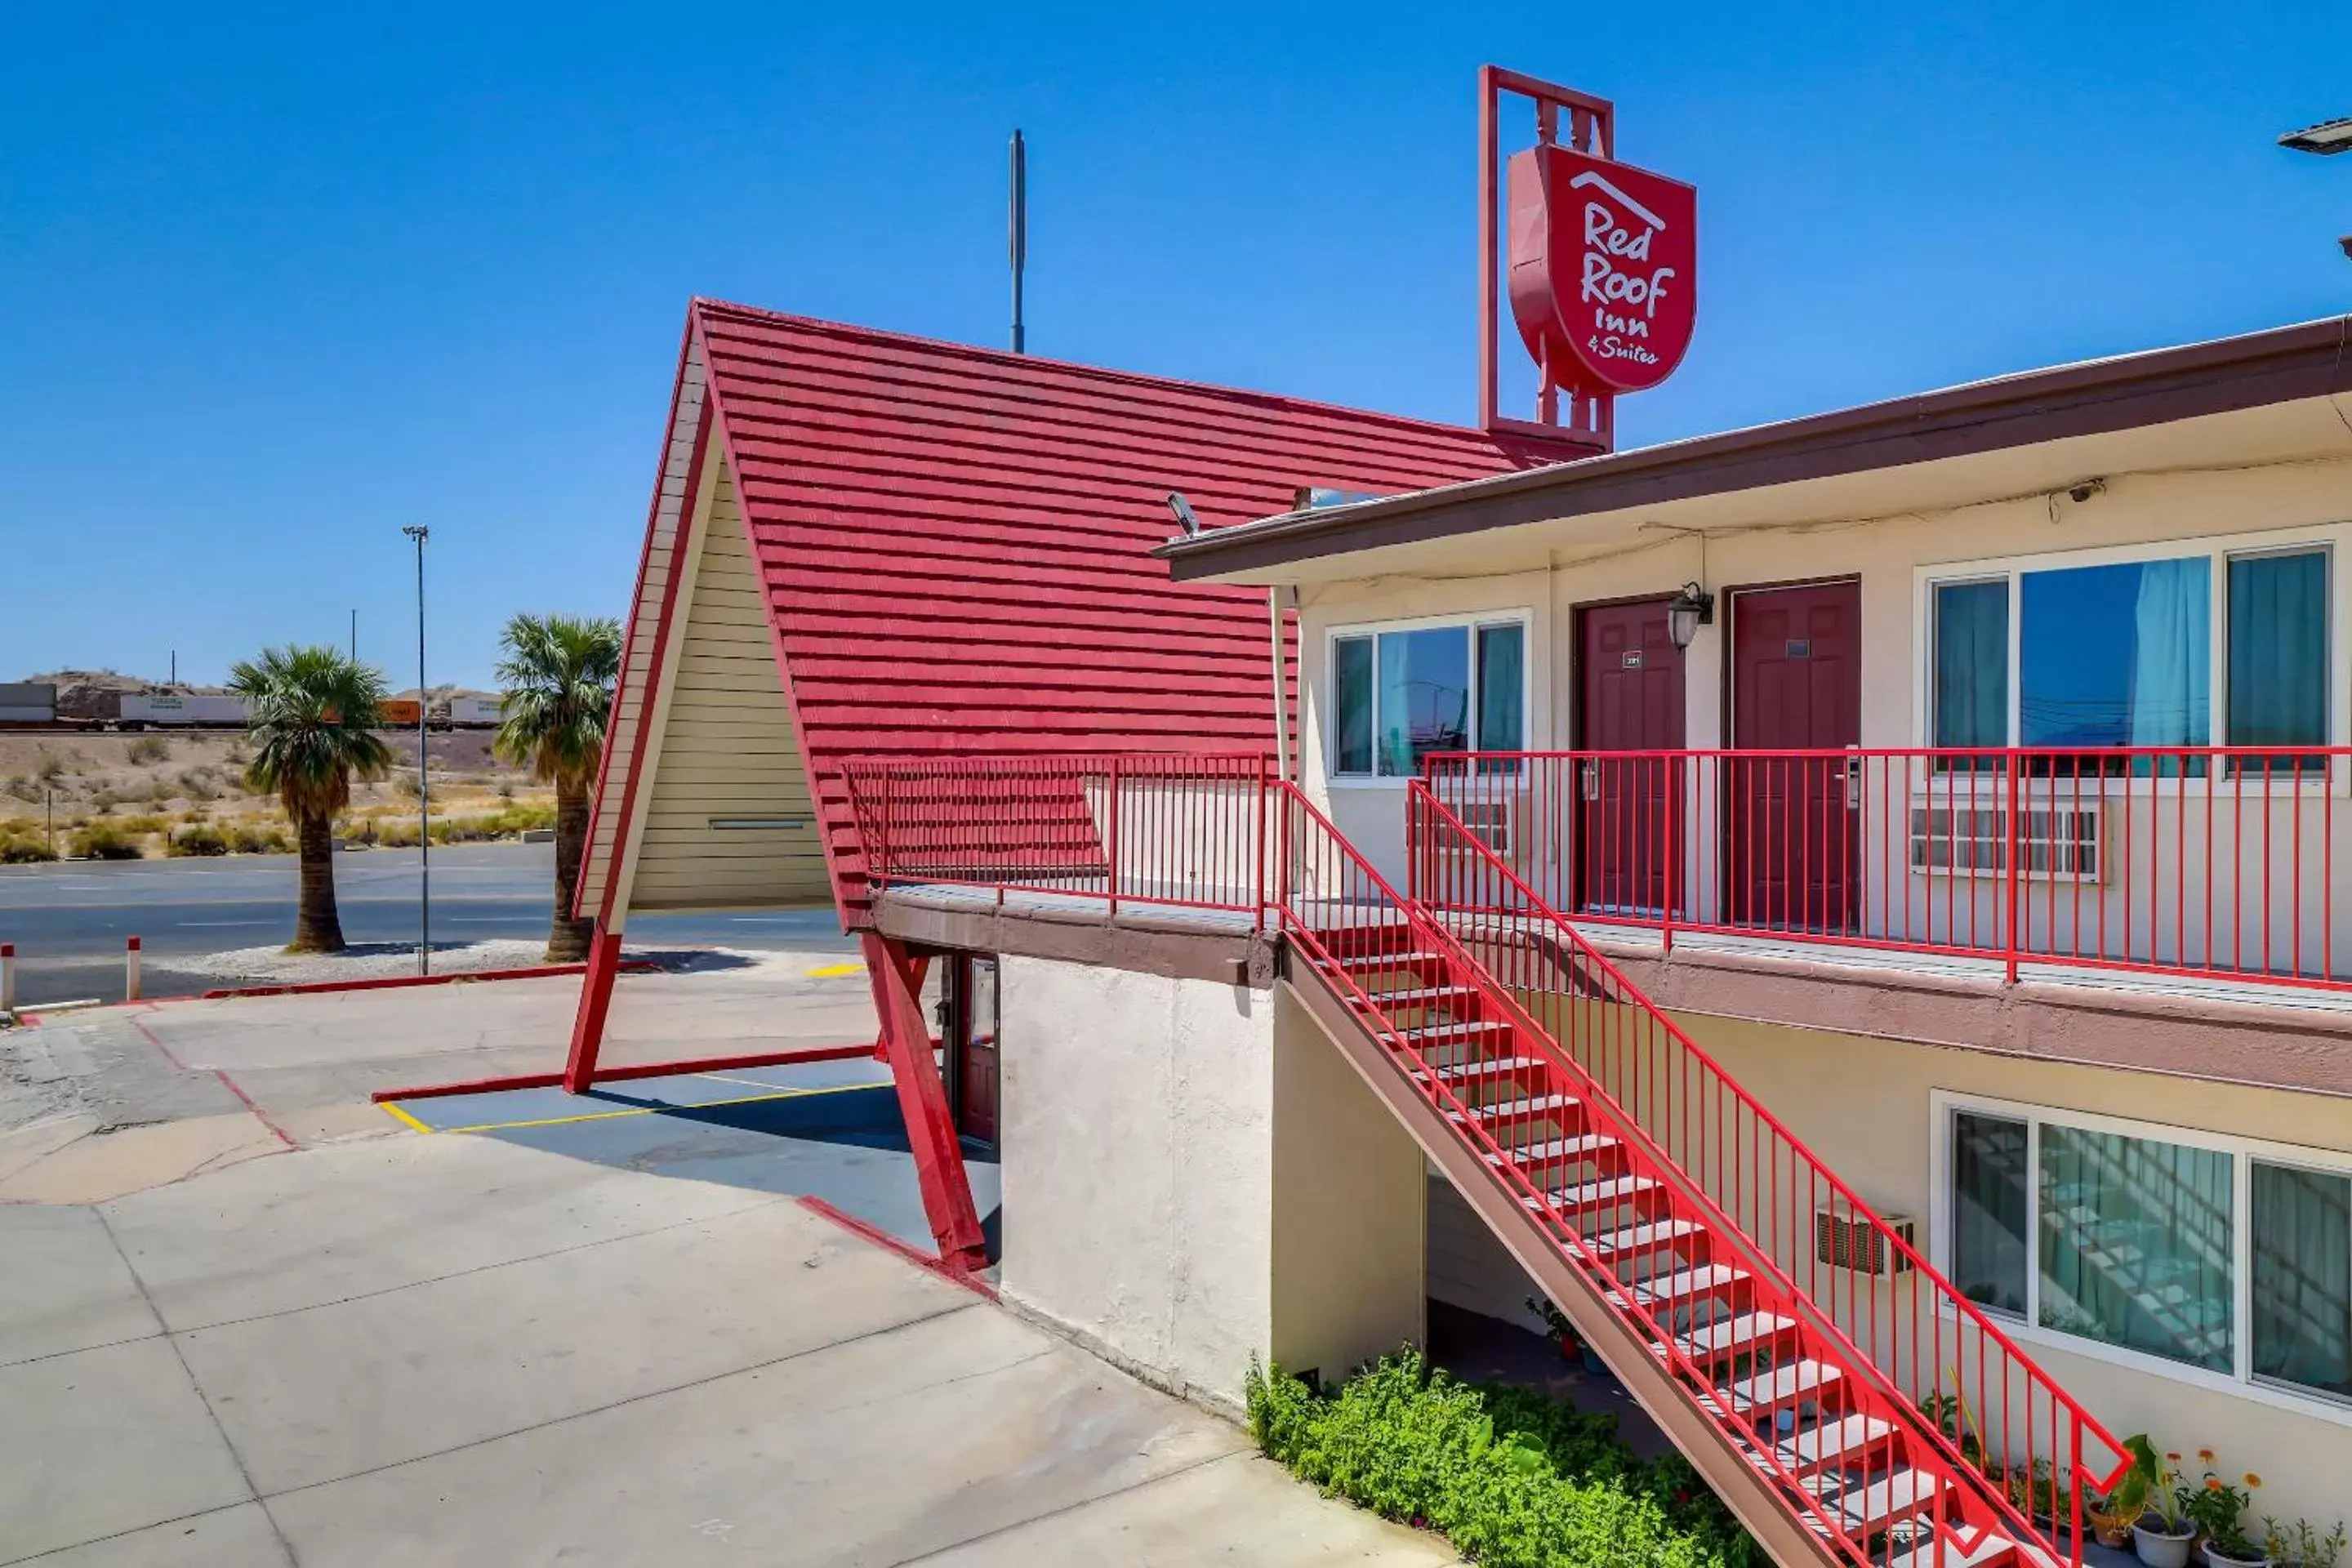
[1420,1054,1542,1081]
[1586,1218,1703,1257]
[1827,1468,1945,1530]
[1722,1357,1842,1413]
[1447,1092,1579,1121]
[1365,984,1479,1005]
[1773,1412,1895,1474]
[1881,1525,2018,1568]
[1668,1311,1795,1360]
[1397,1018,1512,1042]
[1625,1262,1744,1306]
[1485,1133,1619,1166]
[1335,948,1442,969]
[1527,1174,1659,1214]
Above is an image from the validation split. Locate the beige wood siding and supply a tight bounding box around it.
[577,345,707,915]
[625,457,831,913]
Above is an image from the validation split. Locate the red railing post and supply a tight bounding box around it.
[2003,751,2022,984]
[1662,752,1678,956]
[1253,755,1268,932]
[1106,755,1121,916]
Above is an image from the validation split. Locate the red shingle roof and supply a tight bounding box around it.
[586,298,1553,925]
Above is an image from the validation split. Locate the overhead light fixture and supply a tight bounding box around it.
[2279,117,2352,155]
[1666,581,1714,650]
[1165,492,1200,537]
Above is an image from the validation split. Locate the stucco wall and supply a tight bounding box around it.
[1270,985,1428,1381]
[1680,1009,2352,1528]
[996,957,1275,1405]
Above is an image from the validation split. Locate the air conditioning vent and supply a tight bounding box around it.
[1454,800,1512,857]
[1908,803,2101,881]
[1815,1206,1917,1277]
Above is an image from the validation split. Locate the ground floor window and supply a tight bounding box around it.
[1330,615,1526,778]
[1940,1096,2352,1410]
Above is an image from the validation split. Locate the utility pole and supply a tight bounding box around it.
[402,526,431,976]
[1009,128,1027,354]
[350,609,358,662]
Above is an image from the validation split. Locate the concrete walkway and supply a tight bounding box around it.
[1,1107,1456,1566]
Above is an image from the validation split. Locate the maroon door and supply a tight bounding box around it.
[1577,600,1685,914]
[1728,581,1862,931]
[953,956,999,1146]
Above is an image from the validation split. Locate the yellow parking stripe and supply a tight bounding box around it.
[380,1101,433,1134]
[427,1080,889,1136]
[806,962,866,978]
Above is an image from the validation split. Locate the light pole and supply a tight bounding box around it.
[402,525,431,976]
[2278,117,2352,261]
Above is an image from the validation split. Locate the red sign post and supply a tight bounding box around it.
[1479,67,1697,453]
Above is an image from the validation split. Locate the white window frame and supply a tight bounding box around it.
[1910,524,2349,789]
[1325,610,1533,789]
[1928,1087,2352,1426]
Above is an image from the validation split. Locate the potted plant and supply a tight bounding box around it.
[1526,1295,1581,1362]
[2265,1518,2347,1568]
[2128,1439,2196,1568]
[2088,1437,2155,1551]
[2187,1461,2267,1568]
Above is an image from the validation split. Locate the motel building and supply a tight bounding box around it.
[559,73,2352,1568]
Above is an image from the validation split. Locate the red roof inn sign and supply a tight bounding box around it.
[1479,66,1697,452]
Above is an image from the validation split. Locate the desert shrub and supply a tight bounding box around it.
[2,775,38,803]
[35,754,68,784]
[168,823,231,857]
[87,790,121,813]
[230,822,292,854]
[127,735,172,764]
[178,767,220,802]
[69,822,143,860]
[1246,1351,1753,1568]
[0,834,58,863]
[115,813,169,837]
[391,772,424,800]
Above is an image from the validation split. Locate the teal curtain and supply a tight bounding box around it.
[2128,557,2212,752]
[2252,1162,2352,1398]
[2229,550,2328,755]
[2038,1125,2233,1372]
[1334,637,1373,776]
[1477,624,1525,751]
[1935,581,2008,755]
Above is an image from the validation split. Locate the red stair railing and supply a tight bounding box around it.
[1404,777,2131,1561]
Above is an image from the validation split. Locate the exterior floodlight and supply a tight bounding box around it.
[1165,492,1200,537]
[1666,581,1714,649]
[2279,117,2352,155]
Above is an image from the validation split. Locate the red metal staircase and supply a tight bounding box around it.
[1273,780,2127,1568]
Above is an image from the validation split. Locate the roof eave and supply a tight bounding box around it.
[1159,315,2352,583]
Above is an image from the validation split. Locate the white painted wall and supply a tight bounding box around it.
[996,957,1276,1405]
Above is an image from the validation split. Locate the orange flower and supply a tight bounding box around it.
[2245,1473,2263,1489]
[2166,1452,2183,1463]
[2206,1477,2225,1492]
[2198,1449,2217,1463]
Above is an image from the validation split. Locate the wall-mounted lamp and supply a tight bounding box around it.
[1165,492,1201,537]
[1666,581,1715,650]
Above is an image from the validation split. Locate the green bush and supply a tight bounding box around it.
[168,823,231,857]
[115,813,169,837]
[0,834,59,863]
[1246,1350,1753,1568]
[229,822,292,854]
[69,822,143,860]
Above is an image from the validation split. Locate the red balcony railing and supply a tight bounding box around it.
[841,752,1272,922]
[1427,746,2352,992]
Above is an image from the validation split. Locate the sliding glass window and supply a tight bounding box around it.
[1330,618,1526,779]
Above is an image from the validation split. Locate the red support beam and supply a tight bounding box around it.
[563,927,624,1094]
[861,933,987,1272]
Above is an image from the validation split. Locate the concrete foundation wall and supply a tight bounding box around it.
[996,958,1276,1405]
[1682,1009,2352,1527]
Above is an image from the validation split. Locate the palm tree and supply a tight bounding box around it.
[493,612,623,961]
[229,646,394,953]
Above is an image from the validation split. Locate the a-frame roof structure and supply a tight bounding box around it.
[577,298,1552,929]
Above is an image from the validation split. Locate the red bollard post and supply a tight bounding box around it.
[1,942,15,1014]
[126,935,142,1003]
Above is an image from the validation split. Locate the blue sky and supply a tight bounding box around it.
[2,2,2345,690]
